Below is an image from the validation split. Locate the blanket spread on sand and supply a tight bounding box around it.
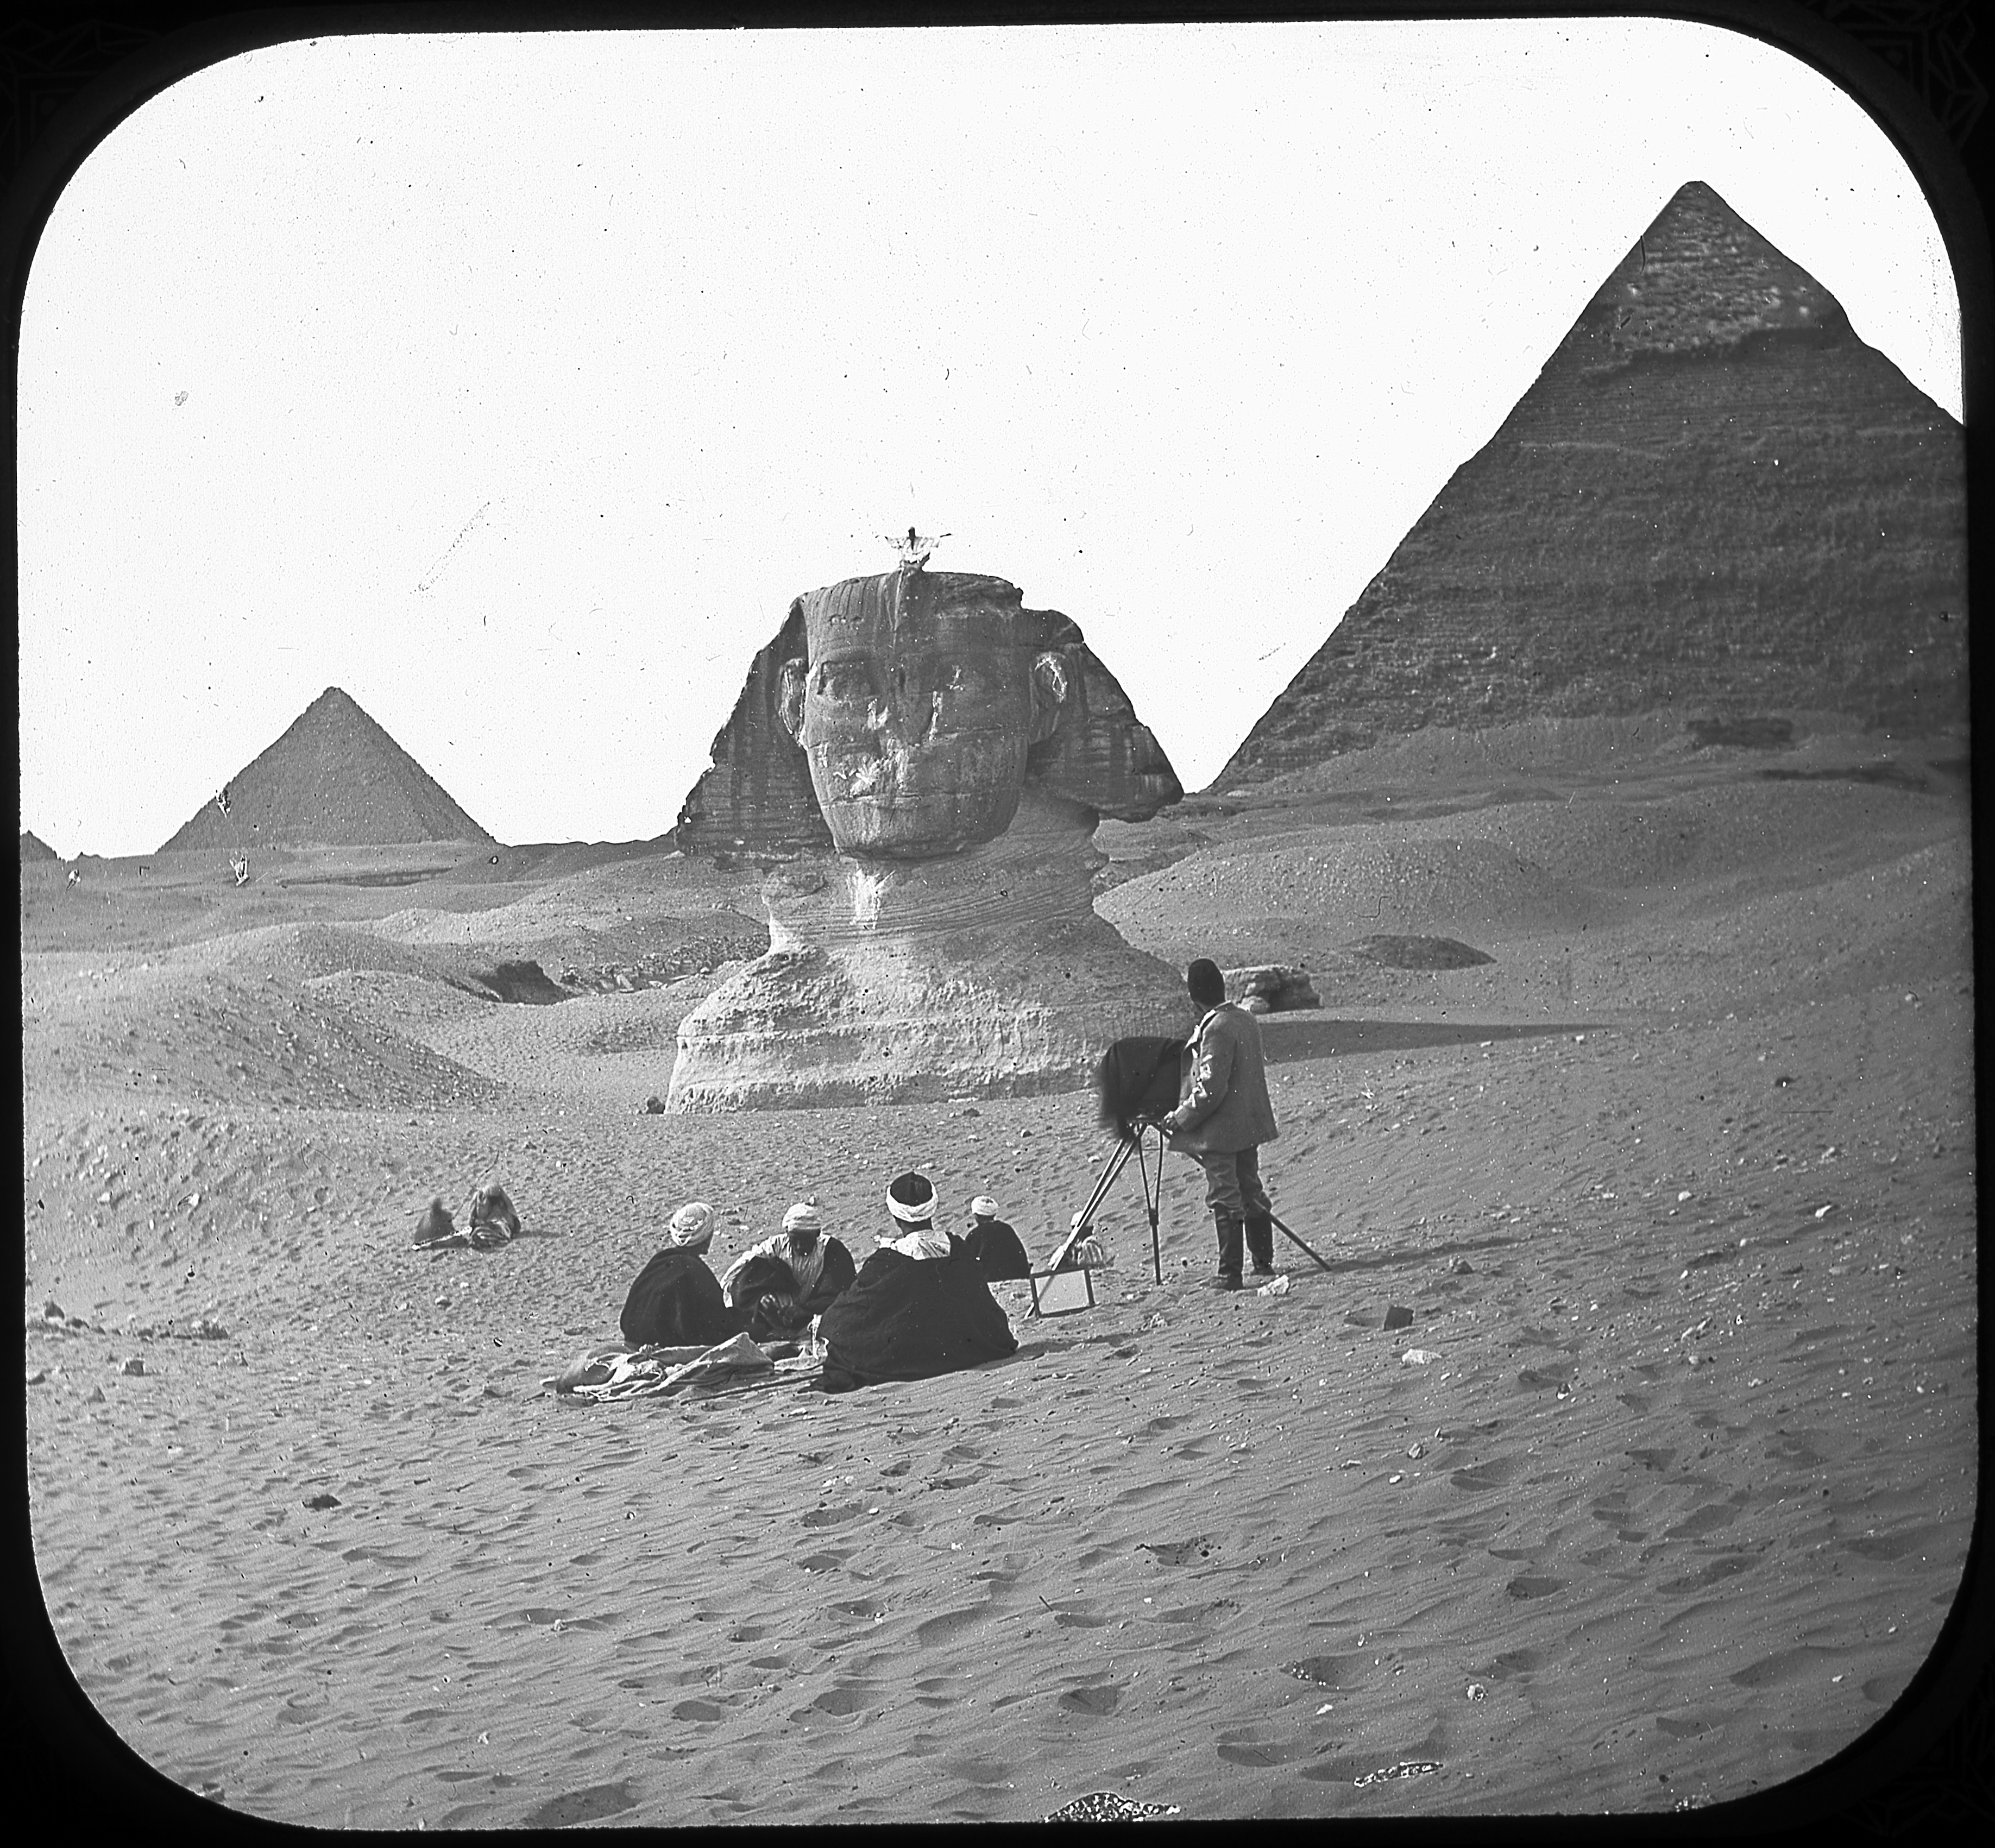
[551,1333,809,1404]
[619,1248,747,1348]
[817,1247,1018,1394]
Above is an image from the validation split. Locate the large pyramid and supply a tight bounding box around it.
[159,687,495,852]
[1220,181,1967,782]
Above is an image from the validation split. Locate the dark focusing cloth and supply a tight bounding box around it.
[817,1244,1019,1393]
[963,1216,1033,1280]
[731,1239,858,1338]
[618,1248,746,1349]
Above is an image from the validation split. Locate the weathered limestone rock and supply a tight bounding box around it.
[1224,964,1321,1012]
[1221,181,1967,783]
[668,791,1189,1109]
[676,567,1180,863]
[667,567,1188,1111]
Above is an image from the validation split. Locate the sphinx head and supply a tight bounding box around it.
[777,569,1071,857]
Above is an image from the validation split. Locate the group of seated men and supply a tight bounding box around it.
[618,1172,1035,1392]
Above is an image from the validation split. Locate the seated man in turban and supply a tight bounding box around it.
[720,1202,857,1341]
[619,1202,747,1348]
[962,1194,1033,1279]
[817,1172,1019,1393]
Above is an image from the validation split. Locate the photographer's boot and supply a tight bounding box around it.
[1207,1212,1244,1289]
[1245,1213,1276,1276]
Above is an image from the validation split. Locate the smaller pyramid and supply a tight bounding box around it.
[159,688,495,853]
[20,830,59,862]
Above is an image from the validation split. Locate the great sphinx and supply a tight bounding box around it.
[666,564,1192,1109]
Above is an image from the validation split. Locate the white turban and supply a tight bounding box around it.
[669,1201,716,1248]
[886,1172,937,1225]
[783,1202,822,1234]
[970,1196,1000,1219]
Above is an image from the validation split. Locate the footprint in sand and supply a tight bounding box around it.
[1729,1644,1840,1688]
[522,1783,637,1828]
[1058,1682,1122,1715]
[914,1605,989,1648]
[801,1503,864,1530]
[1657,1553,1763,1595]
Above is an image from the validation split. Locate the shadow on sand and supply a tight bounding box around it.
[1262,1017,1606,1065]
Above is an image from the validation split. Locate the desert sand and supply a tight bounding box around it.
[21,715,1977,1826]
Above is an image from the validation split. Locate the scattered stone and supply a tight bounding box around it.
[1383,1304,1414,1331]
[641,1096,667,1115]
[1224,963,1320,1012]
[85,1386,105,1404]
[1450,1259,1474,1275]
[1354,1760,1443,1788]
[1044,1793,1181,1822]
[1466,1683,1487,1701]
[1256,1275,1291,1297]
[27,1367,46,1386]
[1814,1204,1835,1219]
[42,1298,64,1322]
[1400,1348,1440,1366]
[118,1357,144,1376]
[1407,1442,1425,1460]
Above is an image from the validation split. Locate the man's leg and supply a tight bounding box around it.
[1239,1146,1276,1273]
[1197,1151,1245,1285]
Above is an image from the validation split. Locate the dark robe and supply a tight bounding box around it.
[817,1243,1019,1393]
[962,1216,1033,1280]
[619,1248,746,1348]
[730,1238,858,1339]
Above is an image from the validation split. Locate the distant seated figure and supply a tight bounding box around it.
[816,1174,1019,1393]
[620,1202,747,1349]
[962,1194,1031,1280]
[468,1179,521,1248]
[720,1202,857,1341]
[413,1197,457,1247]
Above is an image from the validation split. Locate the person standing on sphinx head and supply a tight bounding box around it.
[1157,957,1280,1291]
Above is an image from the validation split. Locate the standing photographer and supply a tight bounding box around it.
[1158,957,1280,1291]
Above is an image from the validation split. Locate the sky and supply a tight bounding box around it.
[16,18,1965,861]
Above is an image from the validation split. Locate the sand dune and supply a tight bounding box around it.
[22,730,1977,1823]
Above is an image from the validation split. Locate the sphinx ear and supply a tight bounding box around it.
[1029,649,1070,743]
[777,658,808,742]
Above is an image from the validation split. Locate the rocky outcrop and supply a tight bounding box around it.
[160,688,495,852]
[1221,181,1966,783]
[1224,965,1321,1012]
[668,790,1190,1110]
[667,568,1189,1109]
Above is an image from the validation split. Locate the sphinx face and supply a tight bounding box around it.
[788,571,1046,858]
